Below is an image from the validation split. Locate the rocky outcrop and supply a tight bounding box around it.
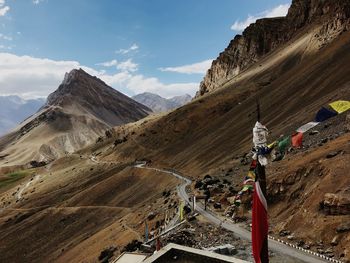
[46,69,151,125]
[322,193,350,215]
[197,0,350,97]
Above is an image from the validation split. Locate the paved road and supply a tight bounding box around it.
[137,163,329,263]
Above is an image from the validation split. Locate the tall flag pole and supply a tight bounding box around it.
[252,100,269,263]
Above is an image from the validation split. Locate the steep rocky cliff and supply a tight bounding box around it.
[197,0,350,96]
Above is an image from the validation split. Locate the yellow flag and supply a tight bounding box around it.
[329,100,350,114]
[267,141,277,149]
[179,201,184,221]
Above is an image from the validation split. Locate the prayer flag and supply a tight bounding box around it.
[296,122,319,133]
[329,100,350,114]
[278,136,291,153]
[315,107,338,122]
[252,181,269,263]
[291,132,303,148]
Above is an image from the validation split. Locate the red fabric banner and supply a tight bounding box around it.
[291,132,303,148]
[252,181,269,263]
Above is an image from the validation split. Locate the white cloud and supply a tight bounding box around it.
[0,45,11,49]
[159,59,213,74]
[96,58,138,72]
[0,0,5,7]
[96,59,118,67]
[0,5,9,16]
[33,0,44,5]
[231,4,290,31]
[115,43,139,54]
[0,53,198,99]
[117,59,138,72]
[0,33,12,41]
[0,53,102,98]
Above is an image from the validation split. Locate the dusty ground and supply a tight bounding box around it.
[0,156,180,262]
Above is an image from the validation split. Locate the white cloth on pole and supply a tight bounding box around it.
[253,121,268,147]
[258,155,268,166]
[296,121,319,133]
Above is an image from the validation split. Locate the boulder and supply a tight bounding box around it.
[336,223,350,233]
[322,193,350,215]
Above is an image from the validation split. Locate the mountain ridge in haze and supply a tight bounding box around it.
[132,92,192,113]
[0,96,45,135]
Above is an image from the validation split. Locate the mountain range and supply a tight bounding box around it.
[132,92,192,113]
[0,96,45,135]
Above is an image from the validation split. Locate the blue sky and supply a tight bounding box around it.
[0,0,291,98]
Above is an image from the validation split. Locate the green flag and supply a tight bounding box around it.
[278,136,291,153]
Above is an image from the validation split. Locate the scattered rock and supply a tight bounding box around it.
[98,246,117,263]
[336,223,350,233]
[331,235,340,246]
[194,181,203,189]
[326,151,341,159]
[287,235,295,240]
[29,160,46,168]
[166,230,195,246]
[297,240,305,247]
[208,244,238,256]
[214,203,222,209]
[321,138,328,144]
[279,230,291,237]
[303,244,311,250]
[122,240,142,253]
[309,130,320,136]
[147,212,156,220]
[322,193,350,215]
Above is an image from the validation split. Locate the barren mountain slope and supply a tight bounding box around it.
[198,0,350,96]
[99,28,350,178]
[0,156,180,262]
[0,69,151,166]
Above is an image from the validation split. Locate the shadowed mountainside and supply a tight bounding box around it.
[198,0,350,96]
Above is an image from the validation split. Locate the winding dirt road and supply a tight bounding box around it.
[135,163,330,263]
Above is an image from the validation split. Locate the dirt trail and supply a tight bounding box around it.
[16,174,40,200]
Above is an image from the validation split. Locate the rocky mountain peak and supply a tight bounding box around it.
[197,0,350,97]
[46,68,111,107]
[44,68,151,125]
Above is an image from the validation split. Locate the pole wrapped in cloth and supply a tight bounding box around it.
[252,180,269,263]
[144,220,149,243]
